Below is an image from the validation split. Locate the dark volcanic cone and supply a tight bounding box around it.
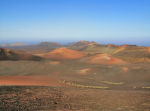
[0,47,43,61]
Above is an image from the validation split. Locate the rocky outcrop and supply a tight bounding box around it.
[106,44,137,48]
[120,44,137,48]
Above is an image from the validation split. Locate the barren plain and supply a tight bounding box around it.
[0,43,150,111]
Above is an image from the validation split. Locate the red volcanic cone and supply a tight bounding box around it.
[41,48,87,60]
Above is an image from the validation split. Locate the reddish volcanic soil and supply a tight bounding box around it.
[0,46,150,110]
[49,61,60,65]
[76,69,93,75]
[121,67,129,72]
[40,47,87,60]
[86,54,128,64]
[148,47,150,53]
[0,76,70,87]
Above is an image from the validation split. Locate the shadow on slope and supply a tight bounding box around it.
[0,47,43,61]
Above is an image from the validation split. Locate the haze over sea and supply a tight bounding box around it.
[0,0,150,46]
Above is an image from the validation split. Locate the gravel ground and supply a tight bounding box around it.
[0,86,150,111]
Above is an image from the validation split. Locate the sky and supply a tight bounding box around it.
[0,0,150,46]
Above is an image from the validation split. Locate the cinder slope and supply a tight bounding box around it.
[41,47,87,60]
[0,47,42,61]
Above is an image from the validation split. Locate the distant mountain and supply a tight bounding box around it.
[0,47,42,61]
[13,42,28,46]
[66,41,98,47]
[36,42,63,47]
[1,42,33,46]
[1,43,11,46]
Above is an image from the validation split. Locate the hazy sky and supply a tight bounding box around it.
[0,0,150,46]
